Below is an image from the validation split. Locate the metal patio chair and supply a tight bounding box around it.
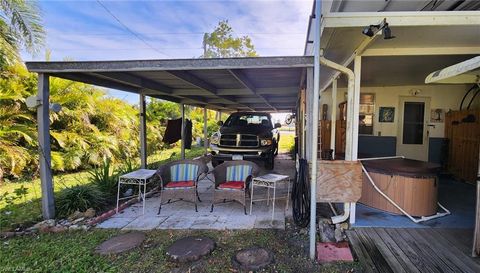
[156,159,208,214]
[210,160,260,215]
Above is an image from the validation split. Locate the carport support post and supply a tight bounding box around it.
[181,104,185,159]
[203,107,208,155]
[349,55,362,224]
[330,79,337,159]
[309,0,321,260]
[139,94,147,169]
[37,73,55,219]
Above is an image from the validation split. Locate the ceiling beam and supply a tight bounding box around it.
[362,47,480,56]
[166,70,254,111]
[91,72,173,94]
[228,69,277,111]
[323,11,480,28]
[52,73,140,93]
[26,56,314,73]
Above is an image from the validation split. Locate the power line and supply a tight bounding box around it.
[96,0,169,58]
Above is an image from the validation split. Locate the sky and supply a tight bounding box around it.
[22,0,312,120]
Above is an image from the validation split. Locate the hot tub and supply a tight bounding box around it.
[359,158,440,217]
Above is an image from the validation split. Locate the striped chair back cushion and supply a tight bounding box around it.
[170,164,199,182]
[226,165,253,182]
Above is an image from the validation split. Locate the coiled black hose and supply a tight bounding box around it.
[291,158,310,228]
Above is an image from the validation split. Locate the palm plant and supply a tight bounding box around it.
[0,0,45,66]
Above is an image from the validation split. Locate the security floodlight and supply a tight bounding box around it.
[49,103,62,113]
[361,18,395,40]
[26,95,41,108]
[383,24,395,40]
[25,95,62,113]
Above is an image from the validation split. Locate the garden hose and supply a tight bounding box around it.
[291,158,310,228]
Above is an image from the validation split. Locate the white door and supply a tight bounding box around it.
[397,97,430,161]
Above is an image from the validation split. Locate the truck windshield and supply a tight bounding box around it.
[224,114,272,128]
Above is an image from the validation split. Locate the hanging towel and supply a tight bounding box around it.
[163,118,193,149]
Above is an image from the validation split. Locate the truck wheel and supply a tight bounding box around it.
[265,151,275,170]
[274,141,279,156]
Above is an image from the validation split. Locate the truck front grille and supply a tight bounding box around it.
[219,134,259,148]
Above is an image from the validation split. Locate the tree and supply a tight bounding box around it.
[0,0,45,66]
[201,20,257,58]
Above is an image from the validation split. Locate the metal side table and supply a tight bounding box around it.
[116,169,156,214]
[250,173,290,221]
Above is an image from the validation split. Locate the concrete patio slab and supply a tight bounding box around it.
[123,215,168,230]
[97,217,135,229]
[96,158,295,231]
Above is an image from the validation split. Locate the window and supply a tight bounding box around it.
[359,93,375,135]
[224,114,272,128]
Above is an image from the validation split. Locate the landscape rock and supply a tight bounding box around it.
[69,224,79,230]
[68,211,84,221]
[318,219,336,243]
[50,226,67,233]
[34,219,56,233]
[72,217,85,224]
[84,208,96,218]
[334,224,344,242]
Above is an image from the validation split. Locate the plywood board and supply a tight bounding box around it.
[316,160,362,202]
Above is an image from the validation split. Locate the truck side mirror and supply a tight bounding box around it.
[217,121,224,126]
[274,123,281,128]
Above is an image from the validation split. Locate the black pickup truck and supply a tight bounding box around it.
[209,112,280,169]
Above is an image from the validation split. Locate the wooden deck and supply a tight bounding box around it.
[346,228,480,273]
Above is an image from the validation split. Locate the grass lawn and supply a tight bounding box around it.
[1,227,360,273]
[0,146,205,232]
[278,132,295,154]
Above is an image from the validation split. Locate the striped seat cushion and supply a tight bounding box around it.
[218,181,244,190]
[165,181,194,188]
[226,165,253,182]
[170,164,199,183]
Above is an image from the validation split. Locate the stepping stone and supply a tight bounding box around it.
[166,236,216,262]
[95,232,145,255]
[232,247,274,271]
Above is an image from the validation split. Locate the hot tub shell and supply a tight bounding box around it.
[359,158,440,217]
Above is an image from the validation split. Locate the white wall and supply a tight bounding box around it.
[320,84,471,138]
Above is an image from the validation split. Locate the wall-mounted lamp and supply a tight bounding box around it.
[26,95,62,113]
[362,18,395,40]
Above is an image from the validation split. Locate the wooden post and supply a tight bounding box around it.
[139,94,147,168]
[203,106,208,155]
[181,104,185,159]
[37,73,55,219]
[473,180,480,257]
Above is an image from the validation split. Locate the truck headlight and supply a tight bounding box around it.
[260,139,272,146]
[210,132,220,145]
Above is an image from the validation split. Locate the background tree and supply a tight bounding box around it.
[201,20,257,58]
[0,0,45,66]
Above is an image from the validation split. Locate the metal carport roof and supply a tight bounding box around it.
[26,56,313,112]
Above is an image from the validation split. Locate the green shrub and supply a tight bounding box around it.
[89,158,119,198]
[56,184,107,217]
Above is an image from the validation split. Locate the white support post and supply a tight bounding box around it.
[139,94,147,169]
[203,106,208,155]
[330,79,337,159]
[309,0,322,260]
[181,103,185,159]
[305,68,314,162]
[37,73,55,219]
[349,55,362,224]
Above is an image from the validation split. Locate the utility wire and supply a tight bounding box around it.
[96,0,169,58]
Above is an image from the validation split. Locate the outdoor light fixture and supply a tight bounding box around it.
[26,95,62,113]
[362,18,395,40]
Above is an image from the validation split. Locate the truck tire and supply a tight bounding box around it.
[265,151,275,170]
